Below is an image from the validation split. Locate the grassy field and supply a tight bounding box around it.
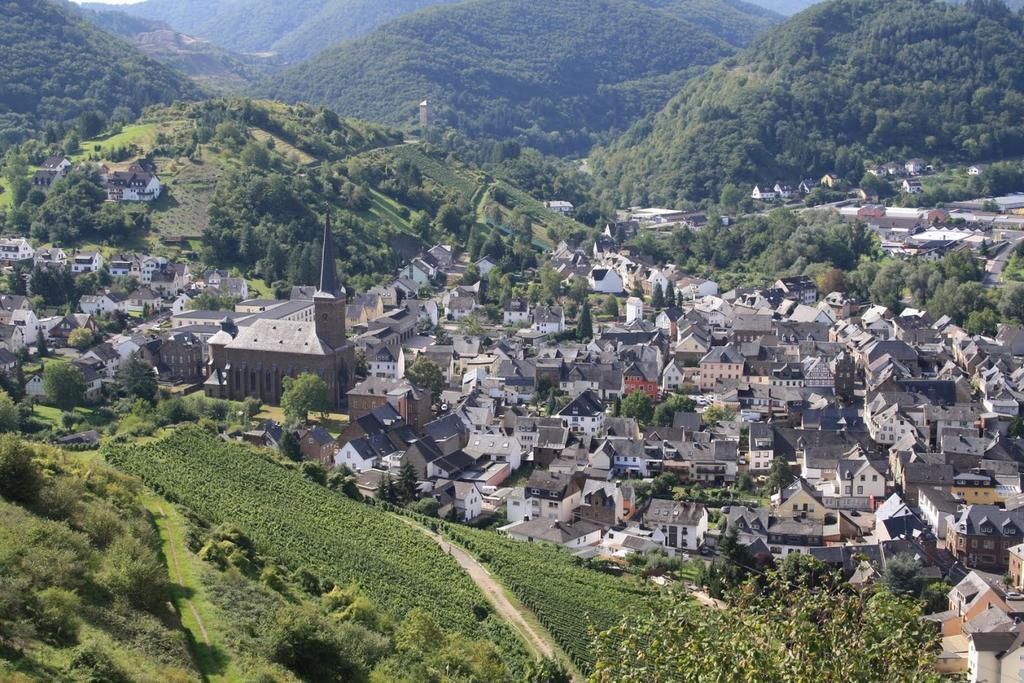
[32,403,113,430]
[145,493,243,682]
[250,127,316,165]
[0,176,11,209]
[256,405,350,435]
[72,123,163,163]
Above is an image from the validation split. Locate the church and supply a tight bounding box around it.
[203,216,356,408]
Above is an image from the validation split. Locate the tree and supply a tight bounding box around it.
[67,327,94,351]
[619,390,654,425]
[0,391,18,433]
[882,554,924,597]
[280,373,330,424]
[702,405,735,427]
[42,362,86,410]
[653,395,696,426]
[280,430,302,462]
[576,300,593,340]
[114,353,157,403]
[651,283,665,309]
[765,456,796,494]
[397,461,419,503]
[0,436,42,504]
[405,357,445,402]
[603,295,619,318]
[36,332,48,358]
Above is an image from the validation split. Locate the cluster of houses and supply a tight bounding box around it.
[5,198,1024,680]
[31,156,162,202]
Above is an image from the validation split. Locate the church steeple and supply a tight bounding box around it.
[316,213,340,298]
[314,213,347,349]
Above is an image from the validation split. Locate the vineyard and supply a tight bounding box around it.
[440,523,654,670]
[102,429,515,648]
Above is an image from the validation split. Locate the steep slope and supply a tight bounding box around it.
[593,0,1024,205]
[82,0,462,62]
[263,0,737,155]
[78,6,277,92]
[0,0,199,149]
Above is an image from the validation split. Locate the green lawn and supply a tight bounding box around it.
[0,176,11,209]
[32,404,112,430]
[72,123,161,162]
[256,405,350,436]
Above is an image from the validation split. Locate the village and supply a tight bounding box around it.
[5,150,1024,678]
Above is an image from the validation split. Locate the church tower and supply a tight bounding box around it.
[314,214,347,349]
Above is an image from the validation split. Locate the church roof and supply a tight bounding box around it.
[225,319,330,355]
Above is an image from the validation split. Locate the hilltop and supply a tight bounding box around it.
[262,0,744,155]
[592,0,1024,205]
[82,0,463,63]
[0,0,199,150]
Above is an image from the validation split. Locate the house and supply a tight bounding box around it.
[503,299,531,325]
[532,306,565,334]
[949,505,1024,571]
[79,293,127,316]
[432,479,483,521]
[773,183,796,200]
[298,426,337,465]
[70,251,103,274]
[502,517,604,549]
[588,267,624,294]
[902,179,923,195]
[751,185,778,201]
[544,200,575,217]
[367,344,405,380]
[967,164,988,176]
[557,390,606,436]
[820,173,841,188]
[0,237,34,264]
[905,159,927,176]
[661,359,687,392]
[774,276,817,305]
[126,288,163,315]
[464,433,523,471]
[643,499,709,554]
[104,163,162,202]
[34,246,67,269]
[698,345,744,390]
[507,470,587,523]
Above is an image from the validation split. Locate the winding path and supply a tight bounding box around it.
[396,517,563,663]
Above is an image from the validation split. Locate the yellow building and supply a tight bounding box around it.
[952,471,1003,505]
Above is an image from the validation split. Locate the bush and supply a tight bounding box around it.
[0,436,42,504]
[32,587,81,644]
[101,534,168,612]
[66,640,130,683]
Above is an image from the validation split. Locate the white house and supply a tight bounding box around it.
[79,293,127,317]
[24,372,44,398]
[10,309,40,346]
[544,200,575,217]
[503,299,531,325]
[532,305,565,334]
[588,267,624,294]
[0,237,34,264]
[368,344,405,380]
[557,390,605,437]
[464,434,523,471]
[625,297,644,324]
[70,251,103,274]
[643,499,709,555]
[661,359,687,392]
[751,185,778,201]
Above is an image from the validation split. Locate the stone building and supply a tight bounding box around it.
[203,217,355,408]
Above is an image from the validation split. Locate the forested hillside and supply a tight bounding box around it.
[263,0,740,155]
[592,0,1024,205]
[639,0,781,45]
[76,5,275,92]
[0,0,199,150]
[82,0,463,63]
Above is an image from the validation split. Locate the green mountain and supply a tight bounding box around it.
[592,0,1024,205]
[262,0,744,155]
[77,6,278,93]
[639,0,782,45]
[82,0,463,62]
[0,0,199,150]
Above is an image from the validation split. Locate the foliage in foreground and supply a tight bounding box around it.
[590,570,946,682]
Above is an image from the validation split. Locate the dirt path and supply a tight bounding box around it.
[397,517,559,661]
[153,502,211,646]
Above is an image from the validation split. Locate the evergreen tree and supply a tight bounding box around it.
[664,280,675,307]
[651,283,665,309]
[398,461,419,503]
[281,430,302,462]
[36,332,48,359]
[576,301,593,341]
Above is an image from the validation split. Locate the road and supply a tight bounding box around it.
[983,231,1024,288]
